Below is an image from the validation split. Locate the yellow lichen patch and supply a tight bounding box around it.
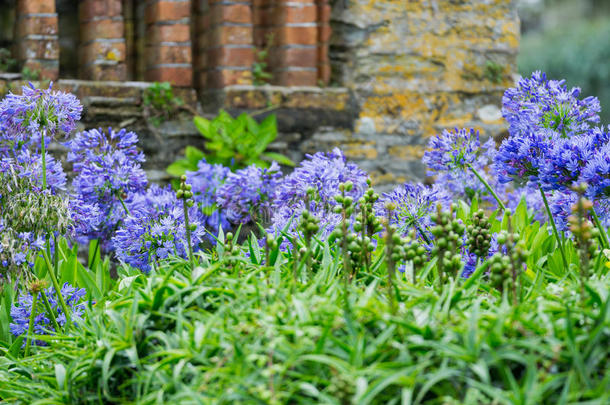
[343,142,378,160]
[388,145,425,160]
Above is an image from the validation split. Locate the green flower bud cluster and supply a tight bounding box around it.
[177,175,195,207]
[353,183,382,271]
[430,204,465,283]
[490,230,528,302]
[568,192,599,290]
[327,373,355,404]
[298,210,320,245]
[466,209,492,259]
[331,181,355,278]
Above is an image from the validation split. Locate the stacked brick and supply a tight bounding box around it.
[79,0,127,81]
[145,0,193,87]
[196,0,330,88]
[11,0,331,88]
[195,0,255,88]
[14,0,59,80]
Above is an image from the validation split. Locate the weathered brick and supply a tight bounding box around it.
[17,0,56,14]
[146,1,190,23]
[211,3,252,24]
[317,63,331,84]
[273,4,317,24]
[15,16,58,38]
[21,59,58,80]
[79,0,122,21]
[80,41,126,66]
[18,38,60,60]
[269,47,317,68]
[147,45,192,65]
[149,24,191,43]
[318,24,332,43]
[273,70,317,86]
[208,47,254,67]
[211,25,253,46]
[146,67,193,87]
[81,20,124,42]
[82,63,127,81]
[317,2,331,23]
[206,69,252,88]
[274,26,318,46]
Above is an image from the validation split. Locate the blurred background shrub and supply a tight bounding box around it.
[518,0,610,122]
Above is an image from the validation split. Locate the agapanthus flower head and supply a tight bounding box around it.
[186,159,231,237]
[8,149,67,194]
[216,162,283,224]
[0,82,82,153]
[495,127,556,185]
[274,148,368,208]
[502,71,600,138]
[67,127,148,247]
[10,282,87,343]
[267,148,368,245]
[113,188,206,273]
[423,128,490,172]
[424,128,511,208]
[579,142,610,199]
[376,182,452,240]
[0,224,46,277]
[538,127,610,192]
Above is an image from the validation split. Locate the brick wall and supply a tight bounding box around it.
[15,0,59,80]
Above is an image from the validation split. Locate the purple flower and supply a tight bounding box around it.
[539,126,610,193]
[0,82,82,153]
[579,140,610,199]
[376,182,452,240]
[112,186,206,273]
[67,128,148,248]
[186,159,232,237]
[424,128,490,172]
[4,149,67,194]
[10,282,88,342]
[502,71,600,138]
[268,148,368,244]
[216,162,282,224]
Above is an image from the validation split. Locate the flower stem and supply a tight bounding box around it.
[589,206,609,249]
[467,163,506,211]
[39,290,60,333]
[42,248,71,332]
[41,129,47,190]
[182,199,195,269]
[538,186,569,270]
[24,292,39,356]
[117,195,131,216]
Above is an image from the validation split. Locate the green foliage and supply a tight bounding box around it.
[167,110,294,179]
[20,66,39,81]
[484,60,505,84]
[252,33,274,85]
[1,200,609,404]
[519,17,610,122]
[143,82,183,127]
[0,48,17,72]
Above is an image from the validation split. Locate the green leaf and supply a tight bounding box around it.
[185,146,205,165]
[193,116,212,139]
[260,152,295,166]
[166,159,197,177]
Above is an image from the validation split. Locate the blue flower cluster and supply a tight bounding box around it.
[112,185,206,273]
[0,82,81,153]
[10,282,87,341]
[66,127,148,248]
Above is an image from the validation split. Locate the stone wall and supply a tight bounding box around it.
[0,0,520,191]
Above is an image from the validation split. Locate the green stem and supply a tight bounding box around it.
[89,239,100,270]
[182,199,195,269]
[41,129,47,190]
[39,290,60,333]
[24,292,39,356]
[590,207,609,249]
[42,249,72,332]
[539,186,569,270]
[118,195,131,216]
[467,163,506,211]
